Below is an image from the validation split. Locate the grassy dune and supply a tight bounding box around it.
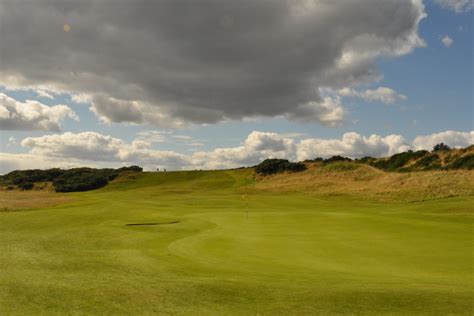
[257,162,474,201]
[0,168,473,315]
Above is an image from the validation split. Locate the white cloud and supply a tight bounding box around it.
[189,142,204,147]
[441,35,454,47]
[0,93,78,131]
[0,153,86,175]
[436,0,474,12]
[135,131,172,144]
[2,130,470,174]
[296,133,411,161]
[135,130,200,145]
[412,131,474,150]
[1,83,60,100]
[173,135,194,141]
[245,132,295,153]
[21,132,126,161]
[190,132,297,169]
[287,96,346,126]
[6,136,17,148]
[36,89,55,99]
[338,87,407,104]
[20,132,189,170]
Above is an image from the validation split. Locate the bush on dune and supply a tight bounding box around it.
[398,153,441,172]
[117,165,143,173]
[18,182,34,190]
[4,169,60,185]
[303,157,323,163]
[255,159,306,175]
[53,170,110,192]
[413,154,441,170]
[1,166,143,192]
[356,156,376,164]
[324,156,352,163]
[358,146,473,172]
[372,150,428,171]
[432,143,451,152]
[445,154,474,170]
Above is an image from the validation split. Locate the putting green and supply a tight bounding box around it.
[0,170,472,315]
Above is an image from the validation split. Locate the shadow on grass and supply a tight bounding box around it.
[125,221,180,226]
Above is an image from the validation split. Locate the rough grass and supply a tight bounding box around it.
[0,189,73,211]
[0,168,473,315]
[257,163,474,201]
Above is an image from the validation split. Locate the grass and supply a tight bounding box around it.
[0,168,473,315]
[0,189,73,211]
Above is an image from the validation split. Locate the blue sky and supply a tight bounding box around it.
[0,0,472,172]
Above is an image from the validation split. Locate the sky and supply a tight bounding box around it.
[0,0,473,173]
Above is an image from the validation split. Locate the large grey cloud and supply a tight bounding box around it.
[0,0,425,126]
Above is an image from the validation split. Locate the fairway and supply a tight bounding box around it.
[0,169,473,315]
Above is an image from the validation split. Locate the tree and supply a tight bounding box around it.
[433,143,451,152]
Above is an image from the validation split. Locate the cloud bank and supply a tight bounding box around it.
[0,0,425,126]
[1,130,471,174]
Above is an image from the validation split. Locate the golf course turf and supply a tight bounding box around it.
[0,169,472,315]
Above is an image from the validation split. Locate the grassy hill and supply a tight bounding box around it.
[0,167,473,314]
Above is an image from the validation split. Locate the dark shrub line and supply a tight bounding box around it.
[1,166,143,192]
[255,159,306,175]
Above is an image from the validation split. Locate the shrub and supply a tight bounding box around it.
[53,169,110,192]
[284,161,307,172]
[433,143,451,152]
[304,157,323,163]
[255,159,306,175]
[460,145,474,153]
[357,156,376,164]
[445,154,474,170]
[412,153,441,170]
[324,155,352,163]
[372,150,428,171]
[18,182,34,190]
[2,166,143,192]
[2,168,66,185]
[117,165,143,173]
